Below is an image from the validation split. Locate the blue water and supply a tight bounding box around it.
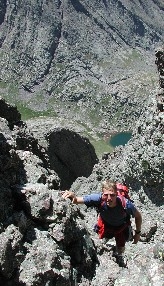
[109,132,132,147]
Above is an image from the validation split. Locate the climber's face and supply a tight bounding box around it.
[102,188,117,207]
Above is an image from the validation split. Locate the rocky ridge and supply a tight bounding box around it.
[0,47,163,285]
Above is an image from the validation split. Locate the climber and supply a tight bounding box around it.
[62,179,142,267]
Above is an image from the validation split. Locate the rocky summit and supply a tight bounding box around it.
[0,1,164,285]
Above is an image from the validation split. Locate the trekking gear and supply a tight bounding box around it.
[94,183,132,239]
[116,183,131,200]
[114,253,128,268]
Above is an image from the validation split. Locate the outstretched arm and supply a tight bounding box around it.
[62,190,84,204]
[133,209,142,244]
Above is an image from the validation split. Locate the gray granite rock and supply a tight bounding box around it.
[0,46,163,285]
[0,224,24,279]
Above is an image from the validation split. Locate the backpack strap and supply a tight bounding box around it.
[117,196,131,223]
[116,195,127,209]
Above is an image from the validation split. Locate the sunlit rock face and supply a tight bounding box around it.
[0,2,163,285]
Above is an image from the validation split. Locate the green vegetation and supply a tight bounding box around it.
[0,80,18,93]
[16,103,55,120]
[89,109,101,126]
[76,121,114,158]
[90,139,113,158]
[0,81,57,120]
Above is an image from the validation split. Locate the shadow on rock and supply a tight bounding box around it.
[46,128,98,189]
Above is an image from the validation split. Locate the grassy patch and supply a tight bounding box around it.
[90,138,113,158]
[16,103,55,120]
[77,121,114,158]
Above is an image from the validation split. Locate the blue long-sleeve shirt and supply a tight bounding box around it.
[83,193,136,227]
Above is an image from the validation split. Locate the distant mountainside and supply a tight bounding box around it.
[0,0,164,135]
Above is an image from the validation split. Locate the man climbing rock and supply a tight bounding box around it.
[62,179,142,267]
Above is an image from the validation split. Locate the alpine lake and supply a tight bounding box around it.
[109,132,132,148]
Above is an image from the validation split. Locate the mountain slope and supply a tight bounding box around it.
[0,0,163,136]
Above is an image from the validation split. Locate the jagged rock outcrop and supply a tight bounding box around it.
[0,97,100,285]
[0,72,163,285]
[155,46,164,112]
[68,47,164,285]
